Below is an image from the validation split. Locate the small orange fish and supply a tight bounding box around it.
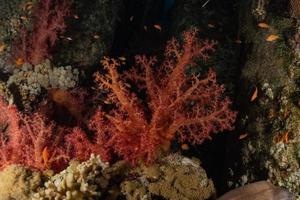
[250,86,258,102]
[26,4,33,10]
[258,22,270,29]
[181,143,189,150]
[20,16,28,21]
[153,24,162,31]
[208,23,215,28]
[283,132,289,143]
[266,34,279,42]
[15,58,24,66]
[0,44,5,53]
[274,132,289,144]
[239,133,248,140]
[235,39,242,44]
[119,56,126,61]
[93,34,100,39]
[42,146,50,168]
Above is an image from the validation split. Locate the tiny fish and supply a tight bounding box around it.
[15,58,24,66]
[144,26,148,31]
[66,37,73,41]
[208,23,215,28]
[42,146,50,168]
[0,44,5,53]
[119,56,126,61]
[258,22,270,29]
[235,39,242,44]
[73,14,79,19]
[217,181,295,200]
[93,34,100,39]
[266,34,279,42]
[26,4,33,10]
[250,86,258,102]
[130,16,134,21]
[239,133,248,140]
[181,143,189,150]
[154,24,162,31]
[20,16,28,21]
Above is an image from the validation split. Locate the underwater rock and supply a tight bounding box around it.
[53,0,123,67]
[225,0,300,197]
[0,165,42,200]
[291,0,300,18]
[217,181,295,200]
[121,154,215,200]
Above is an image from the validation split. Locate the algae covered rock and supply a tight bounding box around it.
[53,0,123,67]
[0,165,42,200]
[225,0,300,197]
[121,154,215,200]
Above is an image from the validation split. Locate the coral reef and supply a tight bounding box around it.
[90,28,236,165]
[0,165,42,200]
[32,154,109,200]
[121,154,215,200]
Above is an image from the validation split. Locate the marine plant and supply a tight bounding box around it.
[89,28,237,165]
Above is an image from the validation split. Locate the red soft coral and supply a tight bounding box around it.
[90,28,237,165]
[0,97,93,171]
[12,0,72,65]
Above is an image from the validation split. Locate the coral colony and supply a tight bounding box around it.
[89,29,237,165]
[0,26,236,171]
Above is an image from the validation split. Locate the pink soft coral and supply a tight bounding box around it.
[89,28,237,165]
[0,97,93,171]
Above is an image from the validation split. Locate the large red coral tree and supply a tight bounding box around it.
[12,0,72,65]
[89,29,237,165]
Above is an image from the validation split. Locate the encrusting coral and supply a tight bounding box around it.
[32,154,109,200]
[89,28,237,165]
[121,154,215,200]
[0,164,42,200]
